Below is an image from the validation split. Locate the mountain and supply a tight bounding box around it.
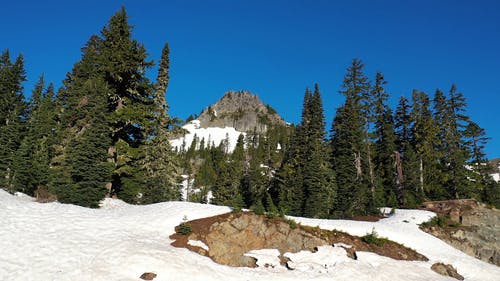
[171,90,288,152]
[196,90,287,134]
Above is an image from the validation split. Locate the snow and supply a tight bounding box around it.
[284,245,352,272]
[244,249,281,268]
[491,172,499,182]
[1,189,499,281]
[188,240,209,251]
[170,120,245,153]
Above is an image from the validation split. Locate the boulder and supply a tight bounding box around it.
[431,263,464,280]
[140,272,157,280]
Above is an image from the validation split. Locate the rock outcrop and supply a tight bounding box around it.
[431,263,464,280]
[139,272,157,280]
[197,91,286,134]
[422,199,500,266]
[170,212,427,267]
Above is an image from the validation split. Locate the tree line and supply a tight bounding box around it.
[1,8,498,215]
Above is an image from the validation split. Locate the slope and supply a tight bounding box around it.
[0,190,498,281]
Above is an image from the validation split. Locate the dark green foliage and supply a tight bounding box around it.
[361,228,387,246]
[0,50,27,190]
[411,90,445,200]
[285,218,298,229]
[11,76,58,195]
[252,199,265,215]
[275,85,334,218]
[372,73,399,206]
[394,97,422,207]
[141,42,181,203]
[330,59,374,217]
[176,217,192,235]
[420,215,448,228]
[53,79,113,207]
[46,8,180,206]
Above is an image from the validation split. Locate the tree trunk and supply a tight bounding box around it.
[419,157,424,192]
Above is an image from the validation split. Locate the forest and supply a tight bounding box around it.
[1,8,498,217]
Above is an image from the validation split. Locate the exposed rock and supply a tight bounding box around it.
[197,91,287,134]
[205,213,326,267]
[431,263,464,280]
[140,272,157,280]
[421,199,500,266]
[170,212,427,267]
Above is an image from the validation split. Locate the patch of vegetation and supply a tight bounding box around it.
[362,228,387,246]
[285,218,298,229]
[420,215,448,228]
[176,216,192,235]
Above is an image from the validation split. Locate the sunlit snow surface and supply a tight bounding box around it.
[170,120,245,153]
[1,190,499,281]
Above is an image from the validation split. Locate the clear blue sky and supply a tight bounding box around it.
[2,0,499,159]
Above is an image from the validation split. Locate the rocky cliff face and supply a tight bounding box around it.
[196,91,287,134]
[421,199,500,266]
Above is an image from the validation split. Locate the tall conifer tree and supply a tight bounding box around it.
[0,51,27,190]
[330,59,375,217]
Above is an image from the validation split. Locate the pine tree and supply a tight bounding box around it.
[0,50,27,191]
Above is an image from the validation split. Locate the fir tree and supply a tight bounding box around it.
[0,50,27,190]
[371,73,398,206]
[330,59,374,217]
[141,43,181,203]
[54,79,113,207]
[303,85,335,218]
[394,96,421,206]
[100,8,155,201]
[12,76,57,195]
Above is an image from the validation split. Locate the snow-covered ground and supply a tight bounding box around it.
[170,120,245,153]
[491,172,499,182]
[1,190,499,281]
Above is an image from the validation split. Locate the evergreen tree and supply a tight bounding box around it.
[303,84,335,218]
[330,59,374,217]
[54,79,113,207]
[12,76,57,195]
[141,43,181,203]
[371,73,398,206]
[99,8,155,201]
[433,85,470,198]
[0,50,27,190]
[394,96,421,206]
[411,90,444,200]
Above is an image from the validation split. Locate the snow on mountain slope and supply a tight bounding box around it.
[170,120,245,153]
[1,189,499,281]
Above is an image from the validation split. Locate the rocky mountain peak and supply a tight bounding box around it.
[196,90,287,133]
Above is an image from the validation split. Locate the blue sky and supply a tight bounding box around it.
[2,0,499,158]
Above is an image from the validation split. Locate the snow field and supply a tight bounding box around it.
[1,189,499,281]
[170,120,245,153]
